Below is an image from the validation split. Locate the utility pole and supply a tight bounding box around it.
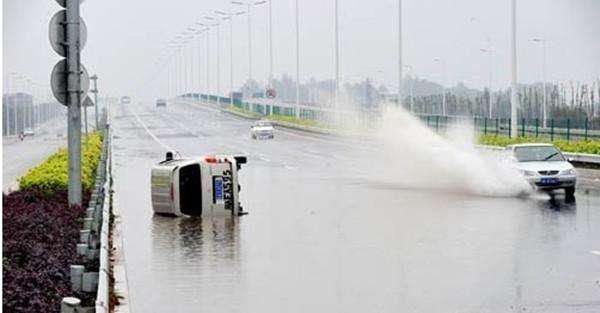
[510,0,519,137]
[67,0,83,205]
[91,75,99,129]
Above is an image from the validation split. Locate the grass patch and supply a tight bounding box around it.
[478,134,600,155]
[266,114,327,128]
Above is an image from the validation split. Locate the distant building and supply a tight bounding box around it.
[3,93,33,136]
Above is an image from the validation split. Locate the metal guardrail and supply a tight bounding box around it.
[61,127,111,313]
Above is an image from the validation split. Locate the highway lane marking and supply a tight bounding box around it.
[129,106,174,151]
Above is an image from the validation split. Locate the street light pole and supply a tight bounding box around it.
[268,0,273,89]
[216,9,246,108]
[398,0,403,109]
[480,46,493,119]
[434,58,446,116]
[232,1,266,98]
[91,75,99,130]
[404,65,413,112]
[531,37,547,128]
[295,0,300,118]
[510,0,519,137]
[334,0,340,110]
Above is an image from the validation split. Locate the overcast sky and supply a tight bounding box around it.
[3,0,600,100]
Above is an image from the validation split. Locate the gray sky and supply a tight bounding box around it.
[3,0,600,100]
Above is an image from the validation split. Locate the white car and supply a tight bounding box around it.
[250,120,274,140]
[156,98,167,108]
[507,143,577,198]
[23,128,35,137]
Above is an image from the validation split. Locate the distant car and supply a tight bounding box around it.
[23,128,35,137]
[156,98,167,108]
[120,96,131,104]
[250,120,274,139]
[507,143,577,198]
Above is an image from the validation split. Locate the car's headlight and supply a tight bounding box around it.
[561,168,576,175]
[521,170,536,176]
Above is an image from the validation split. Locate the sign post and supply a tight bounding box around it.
[49,0,89,206]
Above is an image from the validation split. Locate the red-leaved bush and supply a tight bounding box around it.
[2,189,91,313]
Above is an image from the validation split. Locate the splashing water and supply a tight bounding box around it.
[350,106,532,197]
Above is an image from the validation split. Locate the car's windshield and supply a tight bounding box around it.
[514,146,564,162]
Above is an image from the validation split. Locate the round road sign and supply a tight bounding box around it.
[51,59,90,106]
[54,0,86,8]
[49,10,87,57]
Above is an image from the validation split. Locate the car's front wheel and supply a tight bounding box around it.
[565,186,575,201]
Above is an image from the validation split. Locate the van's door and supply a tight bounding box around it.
[179,164,202,216]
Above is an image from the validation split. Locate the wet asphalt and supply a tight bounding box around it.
[2,118,67,191]
[111,100,600,313]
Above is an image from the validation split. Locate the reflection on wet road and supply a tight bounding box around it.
[112,101,600,313]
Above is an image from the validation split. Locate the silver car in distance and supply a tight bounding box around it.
[250,120,274,139]
[507,143,576,198]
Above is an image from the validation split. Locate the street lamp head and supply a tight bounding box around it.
[530,38,543,42]
[235,11,246,15]
[231,1,245,5]
[215,10,227,15]
[254,0,267,5]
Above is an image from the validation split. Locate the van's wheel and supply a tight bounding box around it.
[565,187,576,202]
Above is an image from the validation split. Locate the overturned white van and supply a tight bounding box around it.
[151,151,247,217]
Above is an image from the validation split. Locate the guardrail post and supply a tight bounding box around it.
[70,265,84,292]
[535,118,539,138]
[585,117,589,140]
[60,297,81,313]
[550,119,555,141]
[435,116,439,133]
[508,118,512,138]
[521,118,525,137]
[566,118,570,141]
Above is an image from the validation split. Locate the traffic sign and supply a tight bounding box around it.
[49,10,87,57]
[51,59,90,106]
[83,96,94,107]
[54,0,86,8]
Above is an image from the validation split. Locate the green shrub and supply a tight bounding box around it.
[19,132,104,192]
[478,134,600,155]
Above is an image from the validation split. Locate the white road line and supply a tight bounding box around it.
[129,106,174,151]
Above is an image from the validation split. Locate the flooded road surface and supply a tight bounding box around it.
[111,101,600,313]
